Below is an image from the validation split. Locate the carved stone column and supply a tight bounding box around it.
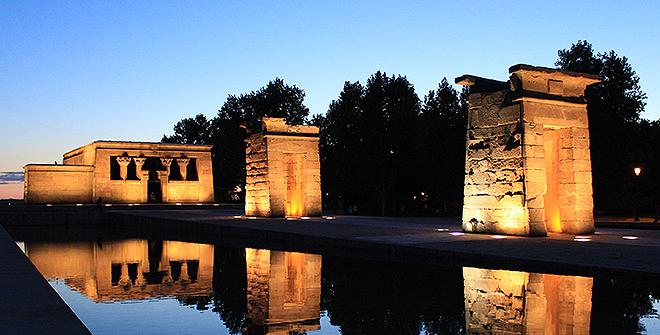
[158,170,169,202]
[116,156,132,180]
[180,261,190,281]
[133,156,147,180]
[160,157,173,176]
[136,263,146,287]
[118,263,130,286]
[141,170,150,203]
[176,158,190,181]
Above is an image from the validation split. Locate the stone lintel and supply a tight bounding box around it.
[455,75,509,94]
[508,64,601,81]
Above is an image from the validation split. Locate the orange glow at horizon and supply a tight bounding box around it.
[0,182,23,200]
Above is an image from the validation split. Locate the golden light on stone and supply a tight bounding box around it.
[245,118,322,218]
[245,248,321,334]
[24,240,215,302]
[463,267,593,334]
[23,141,214,204]
[457,64,600,237]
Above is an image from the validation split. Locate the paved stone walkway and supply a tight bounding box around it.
[0,226,90,334]
[110,209,660,278]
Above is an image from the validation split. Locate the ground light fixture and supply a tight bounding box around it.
[574,235,593,242]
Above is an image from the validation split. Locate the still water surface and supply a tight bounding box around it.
[10,226,660,335]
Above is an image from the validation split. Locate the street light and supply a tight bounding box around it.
[633,167,642,221]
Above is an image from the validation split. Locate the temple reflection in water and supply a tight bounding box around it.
[22,236,649,335]
[463,267,593,335]
[25,240,214,301]
[22,240,323,335]
[245,248,322,335]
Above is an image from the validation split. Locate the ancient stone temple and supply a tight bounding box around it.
[25,240,214,301]
[23,141,214,204]
[245,118,322,217]
[457,64,600,236]
[245,248,322,334]
[463,267,593,335]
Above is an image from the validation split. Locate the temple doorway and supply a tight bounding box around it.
[543,128,561,232]
[285,154,304,217]
[147,170,162,203]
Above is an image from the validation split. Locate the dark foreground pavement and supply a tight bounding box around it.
[0,226,90,334]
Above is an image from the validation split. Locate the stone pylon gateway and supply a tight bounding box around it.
[244,117,322,217]
[456,64,600,236]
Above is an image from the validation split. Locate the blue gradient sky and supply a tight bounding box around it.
[1,1,659,197]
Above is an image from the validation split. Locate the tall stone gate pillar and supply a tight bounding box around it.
[456,64,600,236]
[245,117,322,217]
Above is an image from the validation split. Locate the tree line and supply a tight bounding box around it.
[163,40,659,216]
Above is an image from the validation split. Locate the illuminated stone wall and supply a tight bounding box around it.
[463,267,593,335]
[245,118,322,217]
[457,64,600,236]
[25,240,214,302]
[245,248,322,334]
[24,164,94,203]
[24,141,214,203]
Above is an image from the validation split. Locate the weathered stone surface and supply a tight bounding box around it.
[245,118,322,217]
[463,267,593,335]
[458,64,599,236]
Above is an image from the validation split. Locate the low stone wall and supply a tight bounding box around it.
[24,164,94,204]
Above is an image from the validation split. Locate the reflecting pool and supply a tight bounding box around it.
[9,226,660,335]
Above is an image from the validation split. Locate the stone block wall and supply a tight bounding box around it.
[25,141,215,204]
[24,164,94,203]
[463,91,529,235]
[463,267,593,335]
[245,118,322,217]
[457,64,599,236]
[245,133,271,216]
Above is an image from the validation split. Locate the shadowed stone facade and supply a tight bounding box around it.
[24,141,214,204]
[245,118,322,217]
[457,65,600,236]
[463,267,593,335]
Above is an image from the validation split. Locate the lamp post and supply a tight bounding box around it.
[633,167,642,221]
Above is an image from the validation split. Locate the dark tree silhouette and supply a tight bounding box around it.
[318,81,365,213]
[161,114,213,145]
[162,78,310,202]
[321,256,465,335]
[319,73,421,215]
[415,79,468,215]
